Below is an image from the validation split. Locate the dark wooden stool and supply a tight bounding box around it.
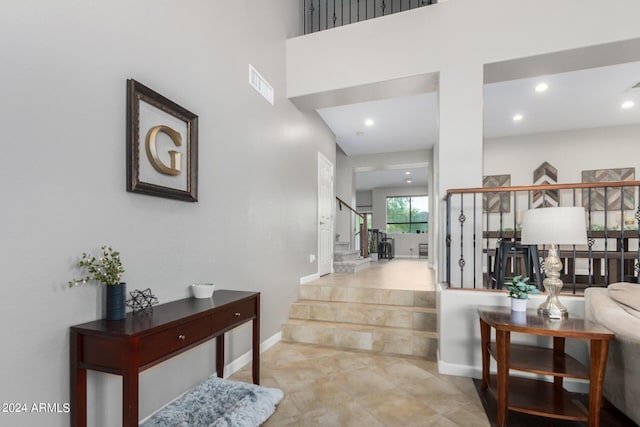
[492,241,543,290]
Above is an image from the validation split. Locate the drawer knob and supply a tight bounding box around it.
[178,334,186,340]
[234,312,241,317]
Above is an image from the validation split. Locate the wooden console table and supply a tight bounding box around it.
[70,290,260,427]
[478,306,613,427]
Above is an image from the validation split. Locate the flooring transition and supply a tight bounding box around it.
[228,258,638,427]
[307,258,436,292]
[230,341,489,427]
[281,259,438,358]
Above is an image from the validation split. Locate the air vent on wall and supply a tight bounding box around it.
[249,65,274,105]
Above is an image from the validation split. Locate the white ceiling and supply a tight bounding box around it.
[317,93,438,156]
[355,166,429,192]
[315,60,640,191]
[317,93,436,191]
[484,61,640,139]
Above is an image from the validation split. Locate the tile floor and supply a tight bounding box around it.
[230,341,490,427]
[308,258,436,292]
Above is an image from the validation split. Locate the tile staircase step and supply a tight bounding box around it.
[335,241,350,251]
[281,318,438,359]
[299,285,436,308]
[290,300,437,332]
[333,257,371,273]
[334,249,360,262]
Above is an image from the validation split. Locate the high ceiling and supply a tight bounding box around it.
[315,60,640,191]
[316,93,438,156]
[484,61,640,139]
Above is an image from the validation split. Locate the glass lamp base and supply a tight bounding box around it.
[537,286,568,319]
[537,304,568,319]
[539,246,569,319]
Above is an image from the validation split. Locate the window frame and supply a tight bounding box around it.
[386,195,429,233]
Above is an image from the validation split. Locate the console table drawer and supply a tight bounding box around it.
[215,299,255,330]
[139,316,212,366]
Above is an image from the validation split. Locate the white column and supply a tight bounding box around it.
[436,62,484,287]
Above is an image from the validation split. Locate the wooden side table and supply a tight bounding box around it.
[70,290,260,427]
[478,306,614,427]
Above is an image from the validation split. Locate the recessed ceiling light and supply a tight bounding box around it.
[535,83,548,93]
[513,114,523,121]
[621,100,635,109]
[365,119,374,127]
[405,171,411,175]
[405,178,412,184]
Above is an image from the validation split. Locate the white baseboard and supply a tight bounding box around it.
[438,357,481,378]
[300,273,319,284]
[223,331,282,377]
[261,331,282,352]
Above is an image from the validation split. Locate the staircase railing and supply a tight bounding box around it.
[303,0,437,34]
[445,181,640,291]
[336,196,369,258]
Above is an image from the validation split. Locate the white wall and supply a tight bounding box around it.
[287,1,640,100]
[484,124,640,237]
[335,145,355,246]
[287,0,640,285]
[287,0,640,378]
[484,124,640,185]
[438,288,589,393]
[0,2,334,426]
[356,190,373,211]
[391,233,428,258]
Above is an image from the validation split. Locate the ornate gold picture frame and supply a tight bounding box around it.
[126,79,198,202]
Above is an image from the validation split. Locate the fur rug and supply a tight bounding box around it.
[141,376,283,427]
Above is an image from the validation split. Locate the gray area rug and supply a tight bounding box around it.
[141,376,283,427]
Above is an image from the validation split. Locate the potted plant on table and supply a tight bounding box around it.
[68,246,126,320]
[368,232,378,261]
[505,275,539,312]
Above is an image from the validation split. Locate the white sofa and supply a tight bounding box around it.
[584,283,640,426]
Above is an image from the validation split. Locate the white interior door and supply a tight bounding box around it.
[318,153,334,276]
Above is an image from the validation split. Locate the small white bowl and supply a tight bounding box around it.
[191,283,215,299]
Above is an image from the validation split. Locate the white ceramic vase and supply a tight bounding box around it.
[192,283,215,299]
[511,297,527,312]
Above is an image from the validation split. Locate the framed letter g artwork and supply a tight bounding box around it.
[126,79,198,202]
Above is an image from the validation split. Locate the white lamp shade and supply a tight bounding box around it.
[520,207,588,245]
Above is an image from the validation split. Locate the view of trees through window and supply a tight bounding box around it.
[386,196,428,233]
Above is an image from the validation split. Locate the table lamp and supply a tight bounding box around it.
[520,206,587,318]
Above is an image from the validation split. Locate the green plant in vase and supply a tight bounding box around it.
[68,245,127,320]
[368,233,377,254]
[68,245,124,287]
[505,275,538,299]
[506,275,539,313]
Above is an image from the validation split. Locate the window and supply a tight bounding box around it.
[386,196,428,233]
